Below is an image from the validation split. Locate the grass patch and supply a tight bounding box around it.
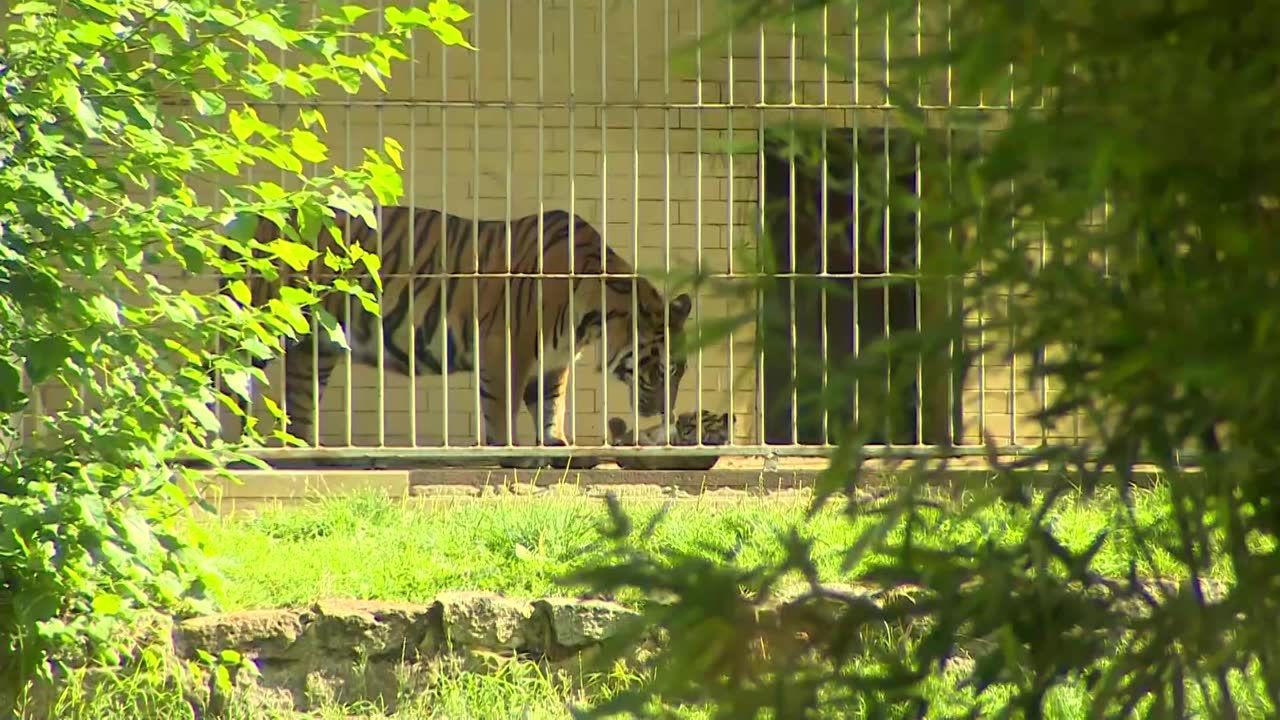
[199,480,1226,612]
[56,479,1242,720]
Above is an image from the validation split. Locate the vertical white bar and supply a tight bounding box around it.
[726,25,736,449]
[755,19,766,447]
[439,38,451,447]
[882,10,893,447]
[726,20,736,449]
[851,3,862,433]
[408,28,418,447]
[976,128,987,446]
[1040,220,1049,447]
[537,0,547,448]
[1008,47,1017,451]
[503,0,514,447]
[567,0,579,447]
[599,0,609,446]
[787,12,798,448]
[342,39,354,447]
[914,0,924,446]
[630,0,641,440]
[306,5,320,449]
[945,0,956,446]
[694,0,704,445]
[819,5,829,446]
[376,0,387,448]
[661,0,672,444]
[476,2,488,446]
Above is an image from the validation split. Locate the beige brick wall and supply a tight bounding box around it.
[30,0,1073,452]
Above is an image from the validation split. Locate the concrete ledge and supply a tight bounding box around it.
[194,464,1171,515]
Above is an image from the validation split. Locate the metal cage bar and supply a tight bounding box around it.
[175,0,1098,467]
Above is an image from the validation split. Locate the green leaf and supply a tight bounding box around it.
[149,33,174,56]
[219,369,253,401]
[207,146,242,174]
[358,250,383,291]
[315,308,350,350]
[184,397,223,433]
[10,1,56,14]
[267,298,311,335]
[240,15,291,51]
[384,6,432,28]
[25,168,70,206]
[299,108,328,132]
[430,0,472,22]
[71,21,116,44]
[162,12,191,41]
[59,82,101,136]
[384,137,404,170]
[340,5,371,22]
[90,296,122,326]
[290,130,328,164]
[191,90,226,117]
[268,239,320,272]
[227,108,267,142]
[428,19,475,49]
[365,157,403,205]
[228,280,253,306]
[91,594,124,616]
[260,144,303,174]
[278,286,319,306]
[24,335,73,384]
[0,358,28,413]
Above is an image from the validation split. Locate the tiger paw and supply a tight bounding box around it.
[543,438,601,470]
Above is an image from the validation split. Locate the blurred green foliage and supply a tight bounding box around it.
[572,0,1280,717]
[0,0,471,703]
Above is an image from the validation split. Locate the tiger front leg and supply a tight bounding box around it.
[476,367,542,470]
[521,367,601,470]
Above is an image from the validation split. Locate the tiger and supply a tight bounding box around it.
[606,410,729,471]
[213,205,693,469]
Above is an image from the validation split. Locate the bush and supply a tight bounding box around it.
[0,0,472,698]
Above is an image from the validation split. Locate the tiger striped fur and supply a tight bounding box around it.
[217,206,693,468]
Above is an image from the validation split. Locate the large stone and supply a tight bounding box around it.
[433,592,537,651]
[175,608,304,660]
[299,599,434,659]
[535,597,639,648]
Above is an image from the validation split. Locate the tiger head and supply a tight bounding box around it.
[607,290,693,418]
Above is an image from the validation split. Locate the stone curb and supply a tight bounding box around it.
[173,592,647,713]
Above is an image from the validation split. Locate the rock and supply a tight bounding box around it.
[175,608,303,660]
[535,597,638,648]
[300,599,433,658]
[434,592,536,651]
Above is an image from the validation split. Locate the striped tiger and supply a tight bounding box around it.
[215,205,693,468]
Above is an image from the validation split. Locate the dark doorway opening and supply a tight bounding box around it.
[757,126,959,447]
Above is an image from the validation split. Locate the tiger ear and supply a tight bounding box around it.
[669,293,692,326]
[607,417,630,443]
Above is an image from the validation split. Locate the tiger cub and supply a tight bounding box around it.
[606,410,729,471]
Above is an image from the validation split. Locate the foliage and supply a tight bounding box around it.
[570,0,1280,718]
[0,0,472,696]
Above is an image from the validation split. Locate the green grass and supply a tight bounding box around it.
[41,481,1258,719]
[33,657,709,720]
[199,482,1224,612]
